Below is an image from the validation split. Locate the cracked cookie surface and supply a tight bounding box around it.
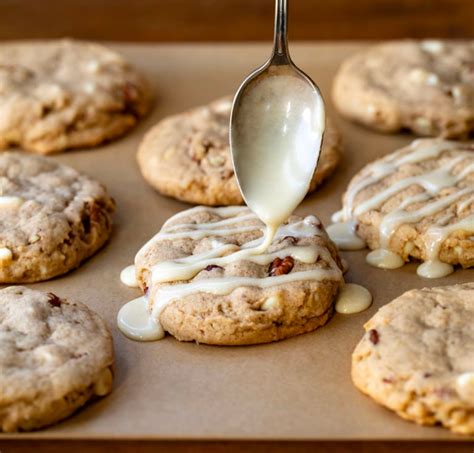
[0,39,151,154]
[0,152,115,283]
[135,206,344,345]
[0,286,114,432]
[137,97,341,206]
[333,40,474,138]
[352,283,474,434]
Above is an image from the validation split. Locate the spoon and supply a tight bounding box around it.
[230,0,325,239]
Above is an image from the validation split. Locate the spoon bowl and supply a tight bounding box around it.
[230,0,325,230]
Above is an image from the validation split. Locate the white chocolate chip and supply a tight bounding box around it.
[451,85,463,99]
[212,99,232,114]
[0,247,12,266]
[261,295,280,311]
[163,146,176,161]
[83,81,97,94]
[414,117,433,134]
[29,234,40,244]
[426,73,440,86]
[403,241,415,255]
[85,60,100,73]
[456,372,474,403]
[210,239,226,249]
[409,68,439,86]
[451,84,473,104]
[192,142,207,160]
[207,154,226,167]
[94,367,113,396]
[421,40,444,54]
[0,195,23,209]
[35,345,66,366]
[367,103,379,118]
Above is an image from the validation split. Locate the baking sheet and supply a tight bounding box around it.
[3,42,473,440]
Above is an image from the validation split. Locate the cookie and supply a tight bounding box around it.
[0,39,151,154]
[134,205,344,345]
[333,40,474,138]
[0,286,114,432]
[137,97,341,206]
[334,138,474,278]
[352,283,474,434]
[0,152,115,283]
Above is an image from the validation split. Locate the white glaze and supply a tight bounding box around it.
[326,221,366,250]
[150,267,343,322]
[335,284,372,314]
[118,208,344,341]
[120,265,139,288]
[120,69,352,341]
[330,140,474,276]
[331,209,344,223]
[151,244,321,284]
[117,296,164,341]
[366,249,405,269]
[416,261,454,279]
[231,73,325,230]
[416,213,474,278]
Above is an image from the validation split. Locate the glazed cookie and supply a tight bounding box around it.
[0,152,115,283]
[133,206,344,345]
[0,286,114,432]
[333,40,474,138]
[137,97,341,205]
[352,283,474,434]
[332,138,474,278]
[0,39,150,154]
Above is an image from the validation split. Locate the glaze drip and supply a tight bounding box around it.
[119,206,344,341]
[327,139,474,278]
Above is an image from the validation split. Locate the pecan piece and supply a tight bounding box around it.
[82,201,102,234]
[280,235,297,245]
[269,256,294,276]
[369,329,379,345]
[204,264,224,272]
[123,81,138,101]
[47,293,62,307]
[433,387,456,399]
[121,81,145,116]
[458,143,474,151]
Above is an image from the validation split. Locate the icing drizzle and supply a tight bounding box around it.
[117,206,344,341]
[327,139,474,278]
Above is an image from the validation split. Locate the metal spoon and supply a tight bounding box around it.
[230,0,325,229]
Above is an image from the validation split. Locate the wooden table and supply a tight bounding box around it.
[0,0,473,42]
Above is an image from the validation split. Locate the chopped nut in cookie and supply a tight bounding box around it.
[269,256,295,276]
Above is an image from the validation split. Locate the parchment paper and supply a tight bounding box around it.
[4,42,472,440]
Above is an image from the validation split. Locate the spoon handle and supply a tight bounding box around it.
[272,0,289,61]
